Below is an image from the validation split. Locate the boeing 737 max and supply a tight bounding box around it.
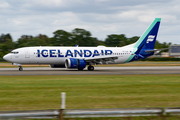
[3,18,167,71]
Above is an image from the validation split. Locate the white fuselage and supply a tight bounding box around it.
[3,45,134,65]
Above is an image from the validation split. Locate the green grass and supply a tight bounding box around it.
[0,75,180,111]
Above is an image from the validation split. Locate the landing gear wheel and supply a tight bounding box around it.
[88,66,94,71]
[19,67,23,71]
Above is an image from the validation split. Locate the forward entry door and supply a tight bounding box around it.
[25,49,30,58]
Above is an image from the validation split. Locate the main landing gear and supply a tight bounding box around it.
[19,66,23,71]
[87,65,94,71]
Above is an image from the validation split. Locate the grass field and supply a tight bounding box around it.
[0,74,180,111]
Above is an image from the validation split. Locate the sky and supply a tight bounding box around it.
[0,0,180,44]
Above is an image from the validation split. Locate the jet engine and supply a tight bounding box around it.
[65,58,86,70]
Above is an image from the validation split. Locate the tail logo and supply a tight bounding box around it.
[146,35,155,43]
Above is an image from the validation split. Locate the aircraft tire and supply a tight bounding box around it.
[19,67,23,71]
[88,66,94,71]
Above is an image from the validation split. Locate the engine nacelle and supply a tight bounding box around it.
[65,58,86,69]
[50,64,65,68]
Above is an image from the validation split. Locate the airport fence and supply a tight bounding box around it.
[1,107,180,119]
[1,93,180,119]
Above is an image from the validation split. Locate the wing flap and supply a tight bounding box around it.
[84,56,118,64]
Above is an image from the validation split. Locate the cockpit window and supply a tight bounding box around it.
[10,51,19,54]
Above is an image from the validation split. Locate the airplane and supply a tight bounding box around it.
[3,18,167,71]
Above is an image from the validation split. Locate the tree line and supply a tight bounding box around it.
[0,28,171,58]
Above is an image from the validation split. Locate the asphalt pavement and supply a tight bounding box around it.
[0,66,180,75]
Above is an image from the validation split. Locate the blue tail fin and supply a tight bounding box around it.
[135,18,161,51]
[125,18,161,62]
[134,18,161,49]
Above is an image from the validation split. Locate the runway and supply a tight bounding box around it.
[0,66,180,75]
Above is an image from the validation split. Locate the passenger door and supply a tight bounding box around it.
[25,49,30,58]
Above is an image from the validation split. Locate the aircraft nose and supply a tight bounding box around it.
[3,54,11,61]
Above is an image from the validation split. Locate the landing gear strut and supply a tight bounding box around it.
[88,66,94,71]
[19,66,23,71]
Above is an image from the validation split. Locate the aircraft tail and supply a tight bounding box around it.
[135,18,161,51]
[125,18,161,62]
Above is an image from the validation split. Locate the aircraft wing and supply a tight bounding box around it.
[84,56,118,64]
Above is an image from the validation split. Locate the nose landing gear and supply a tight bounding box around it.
[12,63,23,71]
[19,66,23,71]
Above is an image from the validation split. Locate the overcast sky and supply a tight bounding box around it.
[0,0,180,44]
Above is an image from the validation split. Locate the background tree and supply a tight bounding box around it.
[105,34,127,47]
[127,36,139,44]
[52,30,73,46]
[15,34,51,48]
[71,28,96,46]
[0,34,15,58]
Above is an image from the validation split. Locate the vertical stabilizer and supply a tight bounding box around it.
[135,18,161,50]
[125,18,161,62]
